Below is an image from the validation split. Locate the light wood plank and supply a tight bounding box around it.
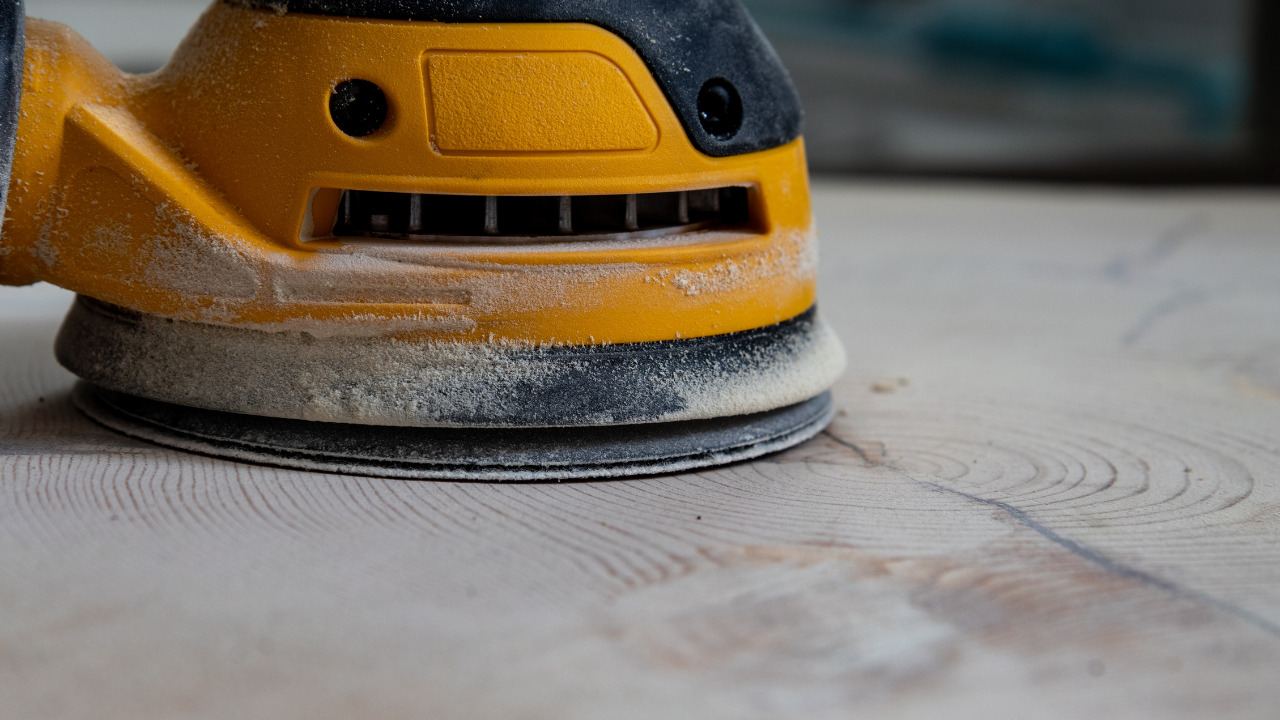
[2,183,1280,719]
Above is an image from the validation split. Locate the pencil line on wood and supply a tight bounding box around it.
[1120,287,1210,347]
[821,430,1280,638]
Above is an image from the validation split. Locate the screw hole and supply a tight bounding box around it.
[330,79,388,138]
[698,78,743,140]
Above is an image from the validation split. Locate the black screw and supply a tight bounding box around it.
[330,79,388,138]
[697,78,743,140]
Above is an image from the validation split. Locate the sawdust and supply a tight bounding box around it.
[268,253,471,306]
[235,308,480,338]
[142,202,259,300]
[872,378,910,394]
[645,229,816,298]
[250,246,641,337]
[672,317,845,421]
[60,298,561,425]
[58,297,846,428]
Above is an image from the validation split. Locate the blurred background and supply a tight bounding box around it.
[26,0,1277,183]
[743,0,1271,182]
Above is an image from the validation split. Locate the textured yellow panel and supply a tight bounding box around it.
[5,12,816,345]
[427,52,658,154]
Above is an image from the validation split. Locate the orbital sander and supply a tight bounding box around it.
[0,0,846,480]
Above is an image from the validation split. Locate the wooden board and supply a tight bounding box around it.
[2,182,1279,719]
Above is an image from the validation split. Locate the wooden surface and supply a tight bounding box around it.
[3,182,1280,719]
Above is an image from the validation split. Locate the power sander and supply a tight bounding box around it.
[0,0,846,480]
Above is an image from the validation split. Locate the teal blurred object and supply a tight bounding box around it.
[742,0,1253,177]
[917,8,1243,137]
[22,0,1263,180]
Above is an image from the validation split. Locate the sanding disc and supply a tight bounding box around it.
[74,384,834,481]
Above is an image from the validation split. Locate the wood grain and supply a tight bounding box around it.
[3,183,1280,719]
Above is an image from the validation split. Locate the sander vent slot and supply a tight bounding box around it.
[330,187,750,242]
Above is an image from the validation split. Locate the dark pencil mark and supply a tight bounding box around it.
[822,430,1280,638]
[1105,212,1205,282]
[1121,287,1209,347]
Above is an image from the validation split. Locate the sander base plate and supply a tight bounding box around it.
[74,383,834,481]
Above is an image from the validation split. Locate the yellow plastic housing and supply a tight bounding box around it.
[0,3,816,345]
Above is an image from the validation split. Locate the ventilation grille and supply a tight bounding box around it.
[331,188,750,242]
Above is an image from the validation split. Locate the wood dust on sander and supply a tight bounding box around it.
[57,297,846,429]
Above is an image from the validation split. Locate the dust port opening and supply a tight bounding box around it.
[311,187,753,244]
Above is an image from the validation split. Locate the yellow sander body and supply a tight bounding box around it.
[0,0,846,479]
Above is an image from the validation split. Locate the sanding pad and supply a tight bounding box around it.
[74,384,834,481]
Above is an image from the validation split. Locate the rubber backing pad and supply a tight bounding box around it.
[58,300,845,429]
[75,385,835,481]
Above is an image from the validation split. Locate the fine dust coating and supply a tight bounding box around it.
[0,0,846,479]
